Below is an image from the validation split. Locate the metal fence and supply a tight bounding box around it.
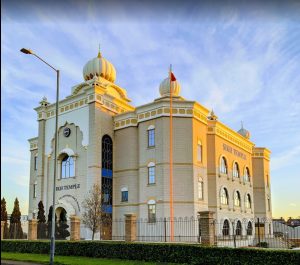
[5,217,299,249]
[109,217,300,249]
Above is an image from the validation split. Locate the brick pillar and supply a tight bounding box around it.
[199,211,215,246]
[70,216,81,240]
[125,214,136,242]
[1,221,5,239]
[28,219,38,240]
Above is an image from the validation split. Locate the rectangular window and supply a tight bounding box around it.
[148,204,156,222]
[121,191,128,202]
[148,129,155,147]
[34,156,37,171]
[197,144,202,162]
[148,166,155,184]
[198,181,203,200]
[33,184,37,198]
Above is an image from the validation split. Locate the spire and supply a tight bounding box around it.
[97,43,102,58]
[241,121,244,129]
[208,109,218,120]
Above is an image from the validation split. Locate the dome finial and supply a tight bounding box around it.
[237,121,250,139]
[97,43,102,58]
[208,109,218,120]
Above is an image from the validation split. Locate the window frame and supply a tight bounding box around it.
[121,187,128,202]
[198,177,204,200]
[234,191,241,207]
[222,219,230,236]
[197,141,202,162]
[148,163,156,184]
[246,194,252,209]
[147,127,155,147]
[61,154,75,179]
[220,187,229,205]
[33,183,37,198]
[220,157,228,174]
[236,220,242,236]
[233,162,240,178]
[34,156,38,171]
[148,200,156,223]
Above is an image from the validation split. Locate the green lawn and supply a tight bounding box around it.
[1,252,178,265]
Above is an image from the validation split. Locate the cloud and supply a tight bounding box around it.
[271,145,300,171]
[289,203,297,207]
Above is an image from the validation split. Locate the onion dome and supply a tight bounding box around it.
[237,122,250,139]
[83,50,116,83]
[159,72,181,97]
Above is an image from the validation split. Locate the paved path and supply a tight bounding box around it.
[1,260,43,265]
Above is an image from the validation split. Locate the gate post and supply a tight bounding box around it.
[1,221,5,239]
[70,215,81,240]
[28,219,38,240]
[198,211,215,246]
[125,213,136,242]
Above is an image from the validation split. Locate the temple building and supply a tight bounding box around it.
[28,49,272,240]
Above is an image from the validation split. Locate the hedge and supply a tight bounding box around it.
[1,240,300,265]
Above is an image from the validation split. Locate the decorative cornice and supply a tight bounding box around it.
[207,120,254,154]
[253,147,271,161]
[28,137,38,151]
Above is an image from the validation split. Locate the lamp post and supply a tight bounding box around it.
[20,48,59,265]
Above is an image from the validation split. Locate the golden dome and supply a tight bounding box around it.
[83,51,116,83]
[159,75,181,97]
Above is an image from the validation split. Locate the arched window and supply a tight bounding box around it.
[236,220,242,236]
[234,191,241,207]
[246,194,252,209]
[244,167,250,182]
[148,199,156,223]
[61,154,74,178]
[121,187,128,202]
[247,221,253,235]
[233,162,240,178]
[220,157,228,174]
[148,162,156,184]
[148,125,155,147]
[197,141,202,162]
[221,187,229,205]
[222,219,230,236]
[198,177,204,200]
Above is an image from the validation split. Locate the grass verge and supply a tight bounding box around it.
[1,252,178,265]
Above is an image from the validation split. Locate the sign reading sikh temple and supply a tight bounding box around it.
[223,143,246,160]
[56,184,80,191]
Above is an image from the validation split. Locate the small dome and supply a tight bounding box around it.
[83,51,116,83]
[159,76,181,97]
[237,122,250,139]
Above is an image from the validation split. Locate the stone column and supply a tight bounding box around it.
[28,219,38,240]
[199,211,215,246]
[70,216,81,240]
[1,221,5,239]
[125,214,136,242]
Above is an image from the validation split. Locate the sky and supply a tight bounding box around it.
[1,0,300,219]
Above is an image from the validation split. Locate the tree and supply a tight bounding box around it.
[37,201,47,239]
[82,183,102,240]
[9,198,23,239]
[1,197,9,238]
[56,209,70,240]
[47,206,58,239]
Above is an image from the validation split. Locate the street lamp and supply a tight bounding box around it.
[21,48,59,265]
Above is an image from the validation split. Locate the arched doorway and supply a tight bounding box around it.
[101,135,113,239]
[46,206,70,240]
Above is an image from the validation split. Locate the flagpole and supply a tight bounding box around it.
[169,65,174,241]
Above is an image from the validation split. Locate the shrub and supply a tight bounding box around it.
[1,240,300,265]
[256,242,269,248]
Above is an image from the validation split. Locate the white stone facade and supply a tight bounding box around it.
[28,52,272,240]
